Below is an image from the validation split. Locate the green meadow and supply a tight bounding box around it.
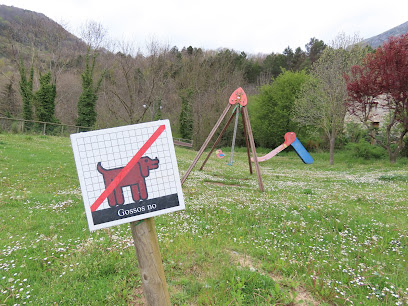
[0,134,407,305]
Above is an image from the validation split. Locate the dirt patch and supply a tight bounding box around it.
[129,287,147,305]
[228,250,320,305]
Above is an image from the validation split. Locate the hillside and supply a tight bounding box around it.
[0,5,88,125]
[361,21,408,49]
[0,4,84,57]
[1,4,407,146]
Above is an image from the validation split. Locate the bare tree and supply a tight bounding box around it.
[293,33,367,164]
[79,20,108,50]
[174,48,245,146]
[101,40,175,125]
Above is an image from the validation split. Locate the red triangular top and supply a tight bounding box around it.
[229,87,247,106]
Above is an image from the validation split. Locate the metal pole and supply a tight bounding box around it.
[228,107,240,166]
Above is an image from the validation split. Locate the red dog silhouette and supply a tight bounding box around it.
[97,156,159,207]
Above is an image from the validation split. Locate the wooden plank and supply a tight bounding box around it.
[181,103,232,185]
[130,218,171,305]
[242,106,264,192]
[199,107,238,170]
[173,140,193,148]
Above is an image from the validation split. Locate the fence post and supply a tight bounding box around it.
[43,123,46,135]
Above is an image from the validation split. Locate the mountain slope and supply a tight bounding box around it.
[361,21,408,49]
[0,4,85,57]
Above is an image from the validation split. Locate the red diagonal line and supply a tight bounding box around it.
[91,124,166,212]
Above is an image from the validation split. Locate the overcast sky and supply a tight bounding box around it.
[1,0,407,54]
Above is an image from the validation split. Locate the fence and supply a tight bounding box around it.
[0,116,194,147]
[0,116,92,136]
[173,137,193,148]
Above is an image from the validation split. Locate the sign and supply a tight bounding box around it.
[70,120,185,231]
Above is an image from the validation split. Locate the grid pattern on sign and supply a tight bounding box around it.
[74,124,176,211]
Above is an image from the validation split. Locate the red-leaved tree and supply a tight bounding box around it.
[344,33,408,163]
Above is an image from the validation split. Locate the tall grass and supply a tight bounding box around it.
[0,134,407,305]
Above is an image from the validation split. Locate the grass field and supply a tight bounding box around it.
[0,133,407,305]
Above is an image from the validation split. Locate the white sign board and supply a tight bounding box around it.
[70,120,185,231]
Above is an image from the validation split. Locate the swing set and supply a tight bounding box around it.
[181,87,265,191]
[180,87,313,192]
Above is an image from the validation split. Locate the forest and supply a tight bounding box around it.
[0,5,407,163]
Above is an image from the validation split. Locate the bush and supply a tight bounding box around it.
[400,137,408,157]
[11,121,20,134]
[344,123,369,143]
[346,139,386,160]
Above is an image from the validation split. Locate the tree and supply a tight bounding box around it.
[344,33,408,163]
[173,47,244,147]
[80,20,107,50]
[102,40,173,125]
[243,59,262,84]
[179,88,194,139]
[18,58,34,121]
[283,46,294,69]
[262,52,288,80]
[34,71,57,123]
[293,33,366,164]
[0,76,19,117]
[292,47,307,71]
[305,37,326,65]
[251,70,310,148]
[76,48,104,127]
[153,97,163,121]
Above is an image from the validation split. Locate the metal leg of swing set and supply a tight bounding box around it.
[227,107,240,166]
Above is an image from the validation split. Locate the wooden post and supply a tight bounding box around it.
[130,218,171,306]
[199,107,238,170]
[181,103,232,185]
[241,106,264,191]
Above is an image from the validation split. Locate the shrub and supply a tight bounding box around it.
[11,121,20,134]
[400,137,408,157]
[346,139,386,160]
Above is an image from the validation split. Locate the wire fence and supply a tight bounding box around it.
[0,116,92,136]
[0,116,194,147]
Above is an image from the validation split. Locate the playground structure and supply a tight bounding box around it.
[180,88,314,191]
[254,132,313,164]
[216,149,225,158]
[181,87,265,191]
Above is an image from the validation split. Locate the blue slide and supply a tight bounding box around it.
[291,138,314,164]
